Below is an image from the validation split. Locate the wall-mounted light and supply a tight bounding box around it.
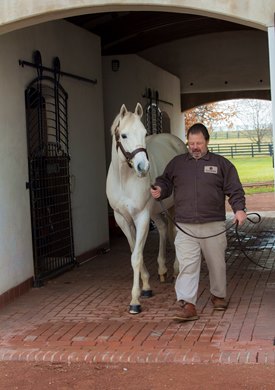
[111,59,120,72]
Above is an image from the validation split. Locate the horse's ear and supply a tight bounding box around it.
[120,104,128,119]
[135,103,143,118]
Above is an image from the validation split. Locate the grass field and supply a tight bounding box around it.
[227,156,274,195]
[209,135,274,194]
[244,185,274,195]
[228,156,274,183]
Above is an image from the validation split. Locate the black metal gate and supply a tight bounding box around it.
[25,65,75,286]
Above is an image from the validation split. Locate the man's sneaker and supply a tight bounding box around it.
[173,301,199,322]
[211,295,228,311]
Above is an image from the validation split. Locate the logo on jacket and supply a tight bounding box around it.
[204,165,218,174]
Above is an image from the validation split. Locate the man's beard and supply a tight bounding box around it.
[190,149,207,159]
[191,149,202,159]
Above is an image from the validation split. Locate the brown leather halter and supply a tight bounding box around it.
[115,124,149,168]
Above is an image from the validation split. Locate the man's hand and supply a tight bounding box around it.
[234,210,247,225]
[150,185,161,199]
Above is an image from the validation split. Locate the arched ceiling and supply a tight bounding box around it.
[66,11,254,56]
[66,11,269,110]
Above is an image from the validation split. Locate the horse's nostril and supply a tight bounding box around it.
[138,161,149,172]
[137,163,143,172]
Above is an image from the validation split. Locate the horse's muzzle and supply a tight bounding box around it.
[135,160,150,177]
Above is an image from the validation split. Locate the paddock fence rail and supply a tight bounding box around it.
[209,142,273,158]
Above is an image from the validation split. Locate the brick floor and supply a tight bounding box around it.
[0,195,274,364]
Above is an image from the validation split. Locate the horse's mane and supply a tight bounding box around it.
[111,109,132,136]
[110,113,121,136]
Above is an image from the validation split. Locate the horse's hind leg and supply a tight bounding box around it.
[172,254,179,281]
[151,214,168,282]
[140,261,152,297]
[167,207,179,279]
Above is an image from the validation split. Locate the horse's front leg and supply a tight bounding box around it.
[129,213,151,314]
[114,211,136,251]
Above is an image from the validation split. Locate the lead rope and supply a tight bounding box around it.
[153,188,270,270]
[233,219,272,269]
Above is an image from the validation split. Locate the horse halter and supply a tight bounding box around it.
[115,124,149,168]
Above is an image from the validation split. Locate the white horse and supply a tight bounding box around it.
[106,103,187,314]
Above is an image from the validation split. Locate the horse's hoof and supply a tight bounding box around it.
[141,289,153,298]
[129,304,141,314]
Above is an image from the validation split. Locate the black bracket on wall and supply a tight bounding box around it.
[19,50,97,85]
[142,88,173,107]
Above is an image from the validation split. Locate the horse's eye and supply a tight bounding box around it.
[121,134,127,139]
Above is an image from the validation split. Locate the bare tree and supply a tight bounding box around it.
[236,99,272,146]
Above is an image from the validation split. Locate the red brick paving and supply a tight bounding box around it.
[0,193,274,364]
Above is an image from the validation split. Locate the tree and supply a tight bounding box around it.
[235,99,272,146]
[184,102,237,133]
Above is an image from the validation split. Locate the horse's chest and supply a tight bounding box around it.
[107,165,151,217]
[112,187,150,217]
[122,192,147,211]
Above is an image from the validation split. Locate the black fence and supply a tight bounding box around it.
[209,142,273,158]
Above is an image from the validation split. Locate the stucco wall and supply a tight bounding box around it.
[102,54,184,169]
[0,19,108,293]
